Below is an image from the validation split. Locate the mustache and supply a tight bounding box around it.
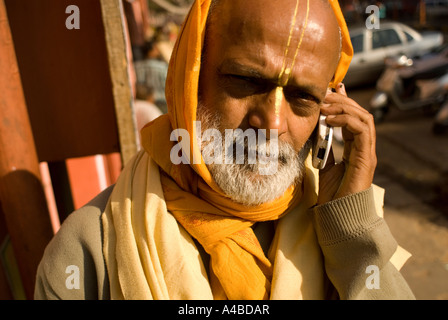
[196,102,308,168]
[199,126,291,166]
[224,135,288,165]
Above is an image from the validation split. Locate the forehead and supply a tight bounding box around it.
[207,0,341,87]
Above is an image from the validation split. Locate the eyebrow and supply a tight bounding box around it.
[218,59,325,102]
[218,59,266,79]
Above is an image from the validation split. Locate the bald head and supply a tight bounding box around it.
[203,0,342,82]
[208,0,332,18]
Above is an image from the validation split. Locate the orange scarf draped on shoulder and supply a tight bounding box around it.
[107,0,353,300]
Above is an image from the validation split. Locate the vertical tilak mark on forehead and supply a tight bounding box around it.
[275,0,300,118]
[275,0,310,118]
[274,86,283,125]
[277,0,300,87]
[289,0,310,82]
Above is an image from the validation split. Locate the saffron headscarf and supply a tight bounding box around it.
[105,0,354,300]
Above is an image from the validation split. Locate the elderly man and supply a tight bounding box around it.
[35,0,415,300]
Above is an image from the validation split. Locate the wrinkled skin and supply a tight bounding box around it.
[198,0,377,204]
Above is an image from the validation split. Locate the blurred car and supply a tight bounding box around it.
[344,22,444,88]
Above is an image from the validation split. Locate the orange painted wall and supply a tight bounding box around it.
[67,153,122,210]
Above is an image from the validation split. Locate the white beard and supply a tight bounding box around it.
[197,105,310,206]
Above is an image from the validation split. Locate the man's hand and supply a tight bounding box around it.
[317,83,377,204]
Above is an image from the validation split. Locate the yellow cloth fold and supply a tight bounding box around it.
[102,151,214,299]
[141,114,303,299]
[102,149,326,299]
[329,0,354,88]
[101,150,411,299]
[102,0,354,300]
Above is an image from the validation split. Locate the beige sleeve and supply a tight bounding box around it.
[312,187,415,300]
[34,187,113,300]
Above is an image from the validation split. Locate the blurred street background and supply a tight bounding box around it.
[339,86,448,300]
[339,0,448,299]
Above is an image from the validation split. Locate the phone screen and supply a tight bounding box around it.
[312,115,333,170]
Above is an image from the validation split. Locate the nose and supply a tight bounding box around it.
[248,86,287,139]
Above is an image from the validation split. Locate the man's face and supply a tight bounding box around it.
[197,0,341,205]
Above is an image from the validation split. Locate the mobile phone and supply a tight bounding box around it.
[312,115,333,170]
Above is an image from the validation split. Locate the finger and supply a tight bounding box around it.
[321,93,377,159]
[325,114,370,137]
[327,82,347,95]
[335,83,347,96]
[321,96,376,150]
[324,94,370,115]
[321,104,376,150]
[326,114,376,161]
[325,84,370,115]
[321,102,374,125]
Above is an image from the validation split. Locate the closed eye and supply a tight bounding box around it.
[284,87,320,103]
[284,88,320,104]
[284,88,321,116]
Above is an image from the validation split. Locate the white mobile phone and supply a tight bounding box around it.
[312,115,333,170]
